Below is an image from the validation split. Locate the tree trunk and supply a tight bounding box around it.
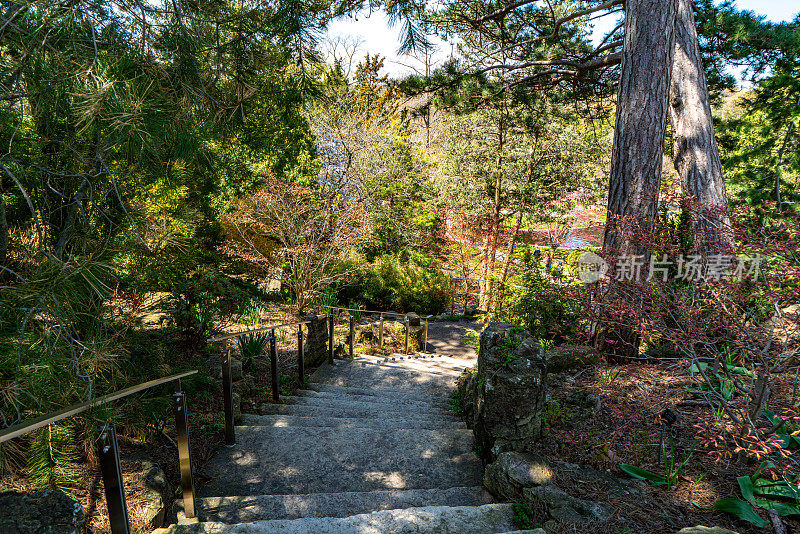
[669,0,733,255]
[604,0,678,255]
[0,189,8,266]
[600,0,678,360]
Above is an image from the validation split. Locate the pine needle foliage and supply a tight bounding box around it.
[27,424,78,493]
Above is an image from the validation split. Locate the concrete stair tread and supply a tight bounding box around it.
[294,389,450,410]
[156,503,518,533]
[356,354,473,371]
[278,395,455,417]
[199,426,482,496]
[257,403,459,421]
[309,362,458,396]
[179,486,493,523]
[239,414,464,430]
[304,382,447,404]
[343,358,465,377]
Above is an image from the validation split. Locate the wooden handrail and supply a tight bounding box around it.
[322,305,433,319]
[0,370,198,443]
[208,320,312,343]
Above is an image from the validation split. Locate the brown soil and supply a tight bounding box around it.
[527,359,800,533]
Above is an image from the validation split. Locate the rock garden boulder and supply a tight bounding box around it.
[304,313,329,366]
[459,323,548,459]
[0,490,85,534]
[483,451,637,532]
[761,303,800,347]
[210,356,243,381]
[544,344,598,373]
[124,454,170,528]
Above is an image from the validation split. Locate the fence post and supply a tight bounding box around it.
[349,314,355,359]
[450,278,455,314]
[173,392,196,519]
[404,315,409,354]
[379,313,384,352]
[221,348,235,445]
[463,279,468,315]
[97,423,130,534]
[269,330,279,402]
[328,310,335,363]
[297,325,305,383]
[423,317,429,353]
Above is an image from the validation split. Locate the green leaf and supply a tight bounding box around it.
[689,362,709,373]
[713,498,769,527]
[719,379,735,400]
[753,478,800,500]
[774,434,800,449]
[753,461,777,479]
[618,464,667,485]
[728,365,753,376]
[738,475,757,506]
[755,499,800,516]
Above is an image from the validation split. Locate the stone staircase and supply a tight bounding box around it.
[154,352,538,533]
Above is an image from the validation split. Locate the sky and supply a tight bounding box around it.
[325,1,799,78]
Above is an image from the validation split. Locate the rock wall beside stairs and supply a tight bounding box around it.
[304,313,329,366]
[458,323,548,461]
[0,490,85,534]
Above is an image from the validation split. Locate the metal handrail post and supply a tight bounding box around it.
[269,330,279,402]
[297,325,305,383]
[221,348,235,445]
[379,313,384,353]
[404,315,409,354]
[173,392,196,518]
[349,314,355,359]
[97,423,130,534]
[328,310,335,363]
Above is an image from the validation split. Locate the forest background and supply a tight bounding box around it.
[1,0,799,531]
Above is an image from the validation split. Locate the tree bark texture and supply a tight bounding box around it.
[0,190,8,266]
[600,0,678,360]
[603,0,678,257]
[669,0,733,254]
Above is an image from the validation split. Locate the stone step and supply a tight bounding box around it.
[199,426,482,497]
[180,486,493,523]
[257,402,459,422]
[277,395,456,418]
[239,414,465,430]
[349,358,466,377]
[304,383,447,404]
[156,503,519,533]
[310,362,458,398]
[294,389,450,411]
[357,354,474,371]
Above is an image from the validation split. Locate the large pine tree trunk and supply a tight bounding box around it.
[669,0,733,255]
[604,0,678,255]
[600,0,678,359]
[0,190,7,266]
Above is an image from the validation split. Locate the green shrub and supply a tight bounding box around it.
[350,253,450,315]
[237,331,269,370]
[171,268,250,345]
[493,250,584,343]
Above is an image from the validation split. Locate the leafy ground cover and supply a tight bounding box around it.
[531,360,800,533]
